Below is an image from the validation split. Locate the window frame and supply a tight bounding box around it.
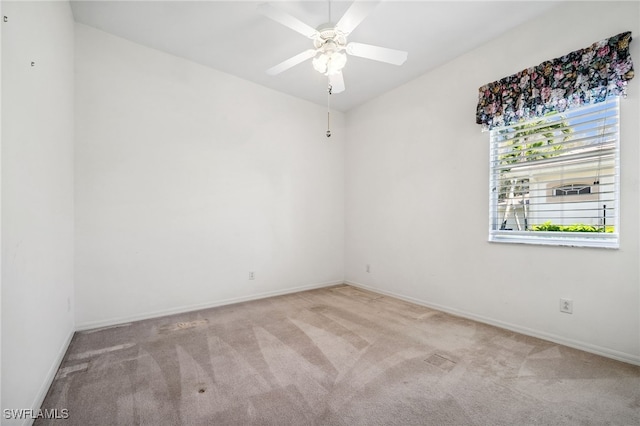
[488,98,620,249]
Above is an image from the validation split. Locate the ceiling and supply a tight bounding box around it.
[70,1,561,112]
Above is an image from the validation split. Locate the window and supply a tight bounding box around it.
[489,97,619,248]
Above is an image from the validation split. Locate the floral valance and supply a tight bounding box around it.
[476,32,634,130]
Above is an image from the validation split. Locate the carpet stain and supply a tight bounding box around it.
[158,318,208,333]
[54,363,89,380]
[67,343,136,361]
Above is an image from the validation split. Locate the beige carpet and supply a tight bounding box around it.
[37,284,639,425]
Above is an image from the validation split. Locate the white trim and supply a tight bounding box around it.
[75,280,342,331]
[23,328,75,426]
[345,280,640,367]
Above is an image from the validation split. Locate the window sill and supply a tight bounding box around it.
[489,231,619,249]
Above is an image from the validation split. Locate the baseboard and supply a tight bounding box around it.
[22,327,75,426]
[75,280,343,332]
[345,280,640,367]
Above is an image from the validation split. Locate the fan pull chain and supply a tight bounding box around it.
[326,83,332,138]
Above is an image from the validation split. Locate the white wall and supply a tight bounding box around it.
[1,1,75,423]
[74,24,345,329]
[345,1,640,365]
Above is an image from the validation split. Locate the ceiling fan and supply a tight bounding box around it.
[258,1,408,94]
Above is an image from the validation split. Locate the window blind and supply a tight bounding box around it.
[489,97,619,248]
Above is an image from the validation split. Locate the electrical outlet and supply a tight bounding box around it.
[559,298,573,314]
[249,271,255,280]
[366,264,370,273]
[67,297,71,312]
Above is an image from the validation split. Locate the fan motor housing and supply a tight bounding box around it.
[314,24,347,50]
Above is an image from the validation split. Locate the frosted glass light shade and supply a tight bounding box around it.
[312,53,329,74]
[327,52,347,75]
[313,51,347,75]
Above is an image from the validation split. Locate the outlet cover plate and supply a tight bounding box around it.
[560,298,573,314]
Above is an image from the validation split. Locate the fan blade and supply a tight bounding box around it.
[336,1,380,35]
[346,42,408,65]
[329,72,345,94]
[257,3,319,39]
[266,49,317,75]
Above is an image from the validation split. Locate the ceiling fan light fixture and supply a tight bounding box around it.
[313,50,347,75]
